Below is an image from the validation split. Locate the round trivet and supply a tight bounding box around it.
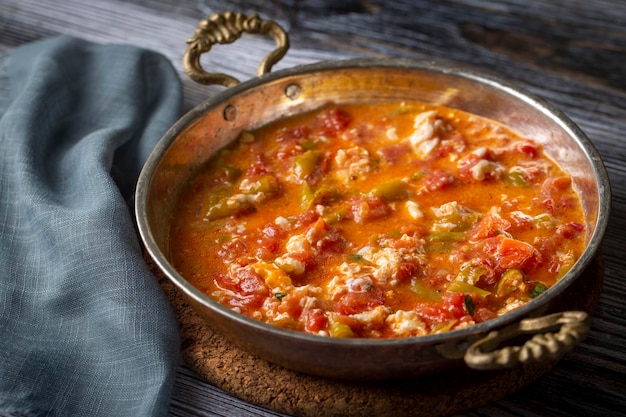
[155,252,603,417]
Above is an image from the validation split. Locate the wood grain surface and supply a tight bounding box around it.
[2,1,625,416]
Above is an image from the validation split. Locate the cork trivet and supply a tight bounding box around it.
[155,252,603,417]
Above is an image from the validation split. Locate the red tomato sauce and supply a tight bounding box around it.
[168,102,586,338]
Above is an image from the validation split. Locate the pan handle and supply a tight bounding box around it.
[464,311,590,370]
[183,12,290,88]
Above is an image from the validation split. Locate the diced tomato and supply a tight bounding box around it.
[238,271,265,294]
[416,292,469,327]
[246,153,272,177]
[305,308,328,333]
[255,245,276,261]
[277,292,304,318]
[256,230,281,260]
[458,150,503,182]
[288,251,318,271]
[540,176,577,214]
[481,235,540,273]
[318,107,352,137]
[340,122,378,145]
[349,196,391,223]
[433,144,456,159]
[416,304,448,327]
[276,125,311,143]
[442,292,470,318]
[294,210,319,228]
[469,210,511,241]
[378,142,411,164]
[276,142,305,160]
[396,261,420,283]
[542,198,556,214]
[557,222,585,239]
[513,140,541,159]
[263,222,287,239]
[217,239,248,260]
[432,133,464,159]
[509,211,533,230]
[422,169,455,192]
[305,215,345,253]
[335,288,384,315]
[457,153,481,181]
[534,236,562,273]
[256,225,284,259]
[306,217,329,243]
[214,266,268,310]
[473,306,497,323]
[542,176,572,196]
[317,230,345,254]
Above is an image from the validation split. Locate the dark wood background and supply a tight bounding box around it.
[2,1,625,416]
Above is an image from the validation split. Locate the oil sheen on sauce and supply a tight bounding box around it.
[168,102,586,339]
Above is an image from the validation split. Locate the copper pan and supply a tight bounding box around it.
[135,12,611,380]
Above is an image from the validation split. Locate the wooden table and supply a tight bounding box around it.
[2,1,625,416]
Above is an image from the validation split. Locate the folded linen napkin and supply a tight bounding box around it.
[0,36,183,416]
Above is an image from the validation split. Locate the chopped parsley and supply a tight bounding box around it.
[464,294,476,315]
[274,292,288,301]
[530,283,547,298]
[348,253,363,261]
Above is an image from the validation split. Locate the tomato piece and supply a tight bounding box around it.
[319,107,352,137]
[305,217,329,243]
[294,209,319,228]
[217,239,248,260]
[473,306,497,323]
[542,176,572,197]
[317,230,345,254]
[273,293,300,319]
[423,169,455,192]
[276,125,311,143]
[335,288,384,315]
[378,142,411,164]
[504,139,541,159]
[396,261,420,283]
[245,153,272,177]
[288,251,318,271]
[214,266,268,310]
[416,292,470,328]
[443,292,473,318]
[557,222,585,239]
[469,210,511,241]
[482,235,540,273]
[262,222,287,239]
[303,214,345,254]
[255,224,285,259]
[457,153,481,180]
[305,308,328,333]
[540,176,579,214]
[349,195,392,224]
[416,304,449,327]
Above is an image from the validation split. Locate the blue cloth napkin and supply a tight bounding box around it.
[0,36,183,416]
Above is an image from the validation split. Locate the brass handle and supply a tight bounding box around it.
[183,12,290,88]
[464,311,590,370]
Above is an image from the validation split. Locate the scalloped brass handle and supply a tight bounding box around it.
[464,311,590,370]
[183,12,290,88]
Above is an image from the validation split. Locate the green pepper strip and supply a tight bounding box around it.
[294,150,324,179]
[369,178,409,202]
